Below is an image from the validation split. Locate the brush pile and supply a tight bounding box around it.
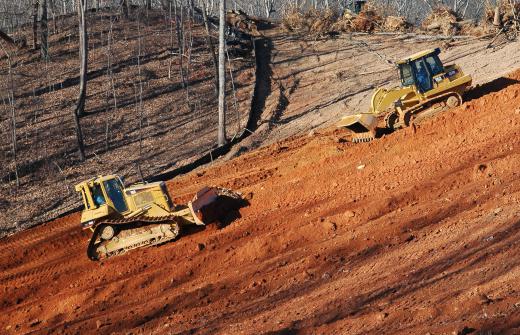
[330,9,356,32]
[483,2,520,27]
[422,6,462,36]
[226,10,261,37]
[282,3,407,36]
[351,6,383,32]
[281,6,337,37]
[384,15,411,32]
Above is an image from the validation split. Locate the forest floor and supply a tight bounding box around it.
[1,24,520,333]
[0,10,256,234]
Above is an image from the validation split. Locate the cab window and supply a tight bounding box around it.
[425,55,444,76]
[104,179,128,213]
[400,64,414,87]
[92,184,106,207]
[414,59,433,92]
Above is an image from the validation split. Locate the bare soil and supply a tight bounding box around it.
[1,63,520,334]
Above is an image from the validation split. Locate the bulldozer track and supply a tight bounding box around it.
[0,219,78,254]
[0,254,80,286]
[87,215,181,261]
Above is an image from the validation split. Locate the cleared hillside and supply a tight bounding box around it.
[1,66,519,334]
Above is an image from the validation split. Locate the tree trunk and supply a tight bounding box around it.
[5,53,19,188]
[121,0,129,18]
[49,0,58,34]
[73,0,87,161]
[494,2,501,26]
[217,0,226,146]
[202,1,219,94]
[32,0,39,50]
[174,0,187,88]
[40,0,49,60]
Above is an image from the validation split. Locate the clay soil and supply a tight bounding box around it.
[1,65,520,334]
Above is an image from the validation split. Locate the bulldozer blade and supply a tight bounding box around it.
[189,187,219,225]
[189,187,246,226]
[337,113,378,143]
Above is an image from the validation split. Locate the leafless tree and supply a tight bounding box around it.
[73,0,88,161]
[1,44,19,187]
[40,0,49,60]
[202,0,219,94]
[122,0,129,18]
[174,0,187,88]
[217,0,226,146]
[32,0,39,50]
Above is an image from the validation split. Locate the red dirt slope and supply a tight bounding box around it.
[1,70,520,334]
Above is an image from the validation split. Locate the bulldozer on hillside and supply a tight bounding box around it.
[75,175,243,260]
[338,48,472,142]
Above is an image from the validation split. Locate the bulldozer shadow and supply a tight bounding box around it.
[376,127,394,138]
[190,194,250,234]
[465,77,520,101]
[212,195,250,229]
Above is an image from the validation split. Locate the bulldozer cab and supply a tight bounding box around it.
[75,175,129,227]
[398,48,445,93]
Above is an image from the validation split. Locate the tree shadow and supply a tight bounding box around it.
[247,37,273,132]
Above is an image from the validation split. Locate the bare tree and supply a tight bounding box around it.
[263,0,275,18]
[121,0,129,18]
[73,0,88,161]
[174,0,187,88]
[1,45,19,187]
[202,0,219,94]
[40,0,49,60]
[217,0,226,146]
[32,0,39,50]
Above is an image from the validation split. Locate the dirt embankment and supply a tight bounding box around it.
[1,66,519,334]
[240,29,520,150]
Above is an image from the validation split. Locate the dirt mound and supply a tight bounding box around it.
[1,65,520,334]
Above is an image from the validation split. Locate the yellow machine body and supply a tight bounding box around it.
[75,175,240,260]
[338,48,473,142]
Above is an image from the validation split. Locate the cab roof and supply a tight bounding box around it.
[75,175,119,191]
[397,48,441,65]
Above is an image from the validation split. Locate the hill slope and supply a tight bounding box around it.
[1,67,519,334]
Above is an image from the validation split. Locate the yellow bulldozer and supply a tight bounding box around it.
[75,175,243,260]
[338,48,472,142]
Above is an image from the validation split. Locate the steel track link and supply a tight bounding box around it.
[87,215,180,261]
